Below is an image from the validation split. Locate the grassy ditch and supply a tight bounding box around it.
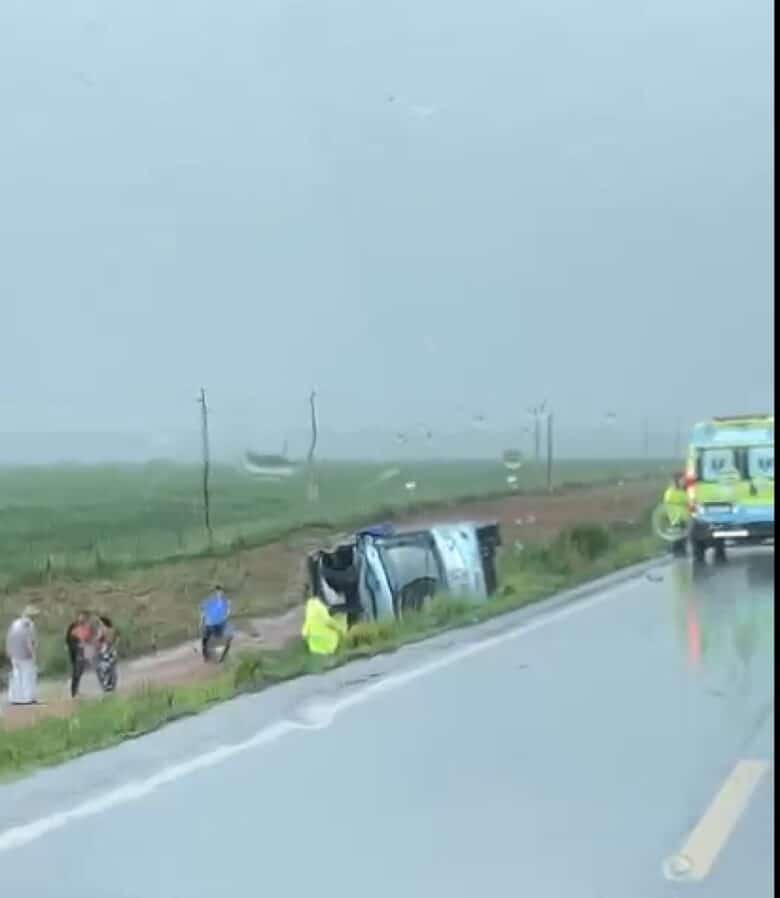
[0,519,661,780]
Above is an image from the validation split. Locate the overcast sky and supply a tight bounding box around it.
[0,0,773,460]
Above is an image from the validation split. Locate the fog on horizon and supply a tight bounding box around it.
[1,0,773,466]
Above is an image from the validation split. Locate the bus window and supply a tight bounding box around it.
[699,448,738,482]
[748,446,774,480]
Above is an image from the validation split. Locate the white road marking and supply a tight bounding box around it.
[0,573,645,855]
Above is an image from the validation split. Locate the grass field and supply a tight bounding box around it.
[0,458,670,589]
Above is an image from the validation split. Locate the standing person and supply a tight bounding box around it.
[65,611,95,698]
[5,606,40,705]
[200,585,233,663]
[95,615,119,693]
[664,472,690,557]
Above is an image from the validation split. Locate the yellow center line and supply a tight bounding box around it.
[663,759,772,882]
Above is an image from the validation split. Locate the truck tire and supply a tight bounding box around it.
[714,542,727,563]
[394,577,438,617]
[691,539,707,563]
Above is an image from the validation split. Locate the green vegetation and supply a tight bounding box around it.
[0,678,238,777]
[0,516,661,780]
[0,459,668,589]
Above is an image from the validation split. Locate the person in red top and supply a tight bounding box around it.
[65,611,95,698]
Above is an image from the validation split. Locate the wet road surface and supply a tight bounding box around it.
[0,551,773,897]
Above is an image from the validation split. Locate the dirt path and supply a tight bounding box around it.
[1,480,660,732]
[0,607,305,731]
[0,606,307,731]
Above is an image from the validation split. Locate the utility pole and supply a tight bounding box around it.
[528,401,547,464]
[197,387,213,543]
[546,412,554,492]
[306,390,319,502]
[534,417,541,464]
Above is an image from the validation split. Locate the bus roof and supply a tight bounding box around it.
[691,417,774,448]
[710,414,774,425]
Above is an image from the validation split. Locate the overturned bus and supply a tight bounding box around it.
[306,522,502,624]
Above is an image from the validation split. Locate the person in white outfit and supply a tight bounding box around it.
[5,605,40,705]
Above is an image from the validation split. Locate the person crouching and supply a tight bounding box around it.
[200,586,234,663]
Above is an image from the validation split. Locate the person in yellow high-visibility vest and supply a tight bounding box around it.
[301,596,348,655]
[663,472,690,556]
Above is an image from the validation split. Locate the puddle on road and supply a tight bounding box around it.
[666,551,774,696]
[286,670,386,730]
[287,697,337,730]
[338,672,383,690]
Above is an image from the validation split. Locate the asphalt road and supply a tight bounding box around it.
[0,551,773,897]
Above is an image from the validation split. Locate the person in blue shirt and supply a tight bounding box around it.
[200,585,233,663]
